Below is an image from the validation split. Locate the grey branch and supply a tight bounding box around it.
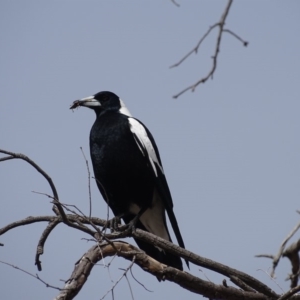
[80,147,92,218]
[256,217,300,288]
[35,218,61,271]
[171,0,248,98]
[283,239,300,288]
[278,285,300,300]
[170,0,180,7]
[3,149,300,299]
[0,148,64,218]
[0,260,61,291]
[0,213,280,298]
[54,242,275,300]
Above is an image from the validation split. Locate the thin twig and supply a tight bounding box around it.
[59,202,104,241]
[170,24,218,69]
[170,0,180,7]
[93,176,111,234]
[223,28,249,46]
[130,267,153,292]
[0,156,14,162]
[0,260,61,291]
[32,191,97,237]
[80,147,92,218]
[256,219,300,278]
[172,0,234,98]
[100,257,136,300]
[255,254,275,260]
[171,0,248,98]
[0,149,66,220]
[256,269,284,294]
[123,272,135,300]
[278,285,300,300]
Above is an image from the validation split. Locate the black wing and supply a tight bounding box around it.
[128,117,189,268]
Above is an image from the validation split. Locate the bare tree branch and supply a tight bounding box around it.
[278,285,300,300]
[132,229,278,298]
[80,147,92,218]
[100,257,136,300]
[283,239,300,288]
[170,24,218,69]
[171,0,248,98]
[54,242,274,300]
[223,29,249,46]
[0,260,61,291]
[0,156,15,162]
[3,150,299,299]
[35,218,61,271]
[0,148,64,218]
[170,0,180,7]
[0,215,106,237]
[0,212,279,298]
[256,217,300,287]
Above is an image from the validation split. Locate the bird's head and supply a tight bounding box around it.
[70,91,131,117]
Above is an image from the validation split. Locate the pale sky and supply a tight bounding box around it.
[1,1,300,299]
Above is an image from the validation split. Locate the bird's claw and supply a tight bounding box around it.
[124,215,140,234]
[108,216,122,232]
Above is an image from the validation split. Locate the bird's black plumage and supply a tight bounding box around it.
[71,91,188,270]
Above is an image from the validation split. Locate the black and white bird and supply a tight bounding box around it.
[70,91,188,270]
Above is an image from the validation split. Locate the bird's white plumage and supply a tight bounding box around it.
[119,98,132,117]
[129,189,170,248]
[128,118,164,176]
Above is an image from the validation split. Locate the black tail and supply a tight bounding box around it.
[154,170,190,269]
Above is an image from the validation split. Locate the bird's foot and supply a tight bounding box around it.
[123,215,140,234]
[107,216,122,232]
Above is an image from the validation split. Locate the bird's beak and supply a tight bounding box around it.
[70,96,101,109]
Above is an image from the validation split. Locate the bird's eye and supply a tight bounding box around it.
[101,95,109,103]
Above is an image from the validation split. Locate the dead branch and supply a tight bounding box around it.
[3,149,300,299]
[35,218,61,271]
[171,0,248,98]
[80,147,92,218]
[283,239,300,288]
[256,217,300,288]
[0,148,64,218]
[132,229,278,298]
[0,212,279,298]
[170,0,180,7]
[0,260,61,291]
[278,285,300,300]
[54,241,273,300]
[100,256,136,300]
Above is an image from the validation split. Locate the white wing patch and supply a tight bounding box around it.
[119,98,132,117]
[128,118,164,177]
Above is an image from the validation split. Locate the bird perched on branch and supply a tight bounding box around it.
[70,91,188,270]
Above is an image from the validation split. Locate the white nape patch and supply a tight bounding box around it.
[128,118,163,177]
[119,98,132,117]
[128,191,170,248]
[80,96,101,107]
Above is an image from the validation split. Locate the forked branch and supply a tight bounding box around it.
[2,149,299,299]
[171,0,248,98]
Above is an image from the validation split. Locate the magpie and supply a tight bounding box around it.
[70,91,188,270]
